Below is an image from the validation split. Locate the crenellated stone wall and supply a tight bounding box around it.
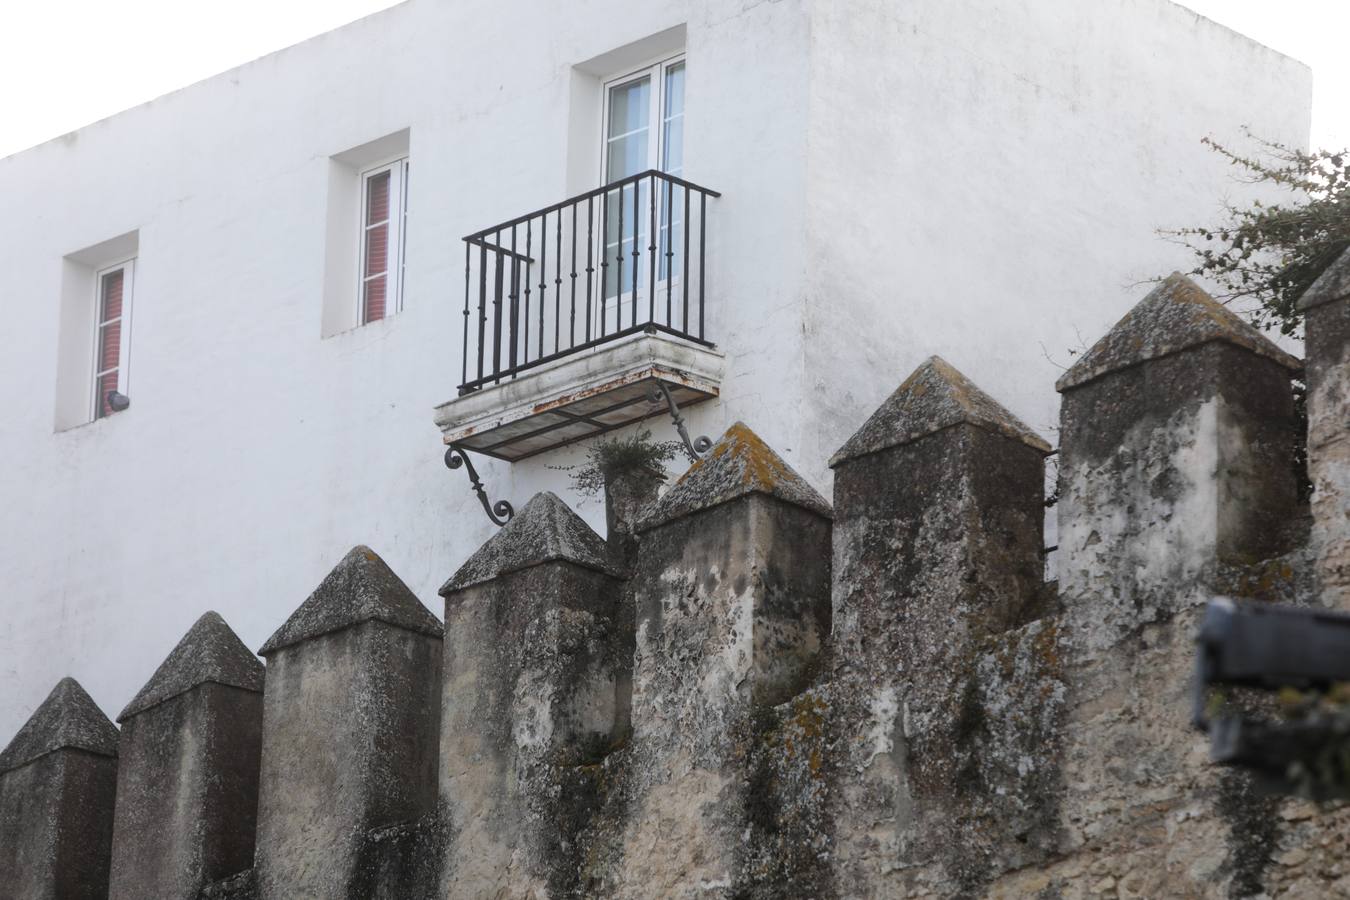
[1,256,1348,899]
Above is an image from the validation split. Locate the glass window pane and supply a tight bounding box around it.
[365,223,389,278]
[662,63,685,176]
[366,170,391,225]
[607,76,651,182]
[96,371,119,419]
[100,270,123,322]
[364,275,387,323]
[607,76,650,139]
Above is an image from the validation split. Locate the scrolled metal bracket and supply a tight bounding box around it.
[649,382,713,461]
[445,444,514,527]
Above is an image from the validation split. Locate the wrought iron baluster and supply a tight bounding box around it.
[615,186,623,334]
[461,242,470,388]
[555,209,562,354]
[586,195,594,343]
[699,192,707,340]
[523,220,532,370]
[665,179,674,325]
[569,203,577,350]
[683,185,690,332]
[649,173,657,324]
[631,179,640,329]
[477,241,488,385]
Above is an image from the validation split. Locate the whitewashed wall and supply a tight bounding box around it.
[0,0,1310,738]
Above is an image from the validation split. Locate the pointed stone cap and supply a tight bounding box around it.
[259,545,443,656]
[1057,274,1301,392]
[118,612,265,722]
[0,678,118,774]
[1299,246,1350,311]
[441,492,621,594]
[830,356,1051,467]
[639,422,831,530]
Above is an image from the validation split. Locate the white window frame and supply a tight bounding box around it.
[90,257,135,421]
[598,52,685,186]
[357,156,410,324]
[597,53,686,314]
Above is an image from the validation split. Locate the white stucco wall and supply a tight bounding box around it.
[0,0,1309,738]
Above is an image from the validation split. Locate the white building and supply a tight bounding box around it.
[0,0,1310,738]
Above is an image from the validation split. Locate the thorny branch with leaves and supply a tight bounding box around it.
[1162,132,1350,338]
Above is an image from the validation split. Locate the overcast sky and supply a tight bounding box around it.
[1,0,1347,159]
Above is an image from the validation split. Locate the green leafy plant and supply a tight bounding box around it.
[562,429,683,497]
[1163,133,1350,337]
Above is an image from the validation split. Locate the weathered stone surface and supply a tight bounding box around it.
[0,677,118,773]
[1056,273,1301,391]
[0,678,119,900]
[589,426,832,897]
[1301,248,1350,609]
[440,498,626,898]
[110,614,264,900]
[604,463,665,571]
[827,357,1056,897]
[1055,280,1305,896]
[441,491,620,593]
[254,549,443,899]
[119,611,264,720]
[259,544,443,655]
[830,354,1051,466]
[640,421,832,527]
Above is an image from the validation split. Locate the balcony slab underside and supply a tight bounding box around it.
[434,332,723,462]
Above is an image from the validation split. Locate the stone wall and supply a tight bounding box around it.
[0,257,1347,898]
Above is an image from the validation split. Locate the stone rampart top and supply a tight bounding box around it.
[1057,273,1301,391]
[639,422,831,530]
[440,491,621,594]
[118,611,265,722]
[1299,247,1350,310]
[830,356,1051,467]
[259,545,443,656]
[0,677,118,774]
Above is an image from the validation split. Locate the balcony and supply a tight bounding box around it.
[435,171,722,462]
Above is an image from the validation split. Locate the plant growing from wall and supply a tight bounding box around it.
[564,428,684,497]
[1163,133,1350,338]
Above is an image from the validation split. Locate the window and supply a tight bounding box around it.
[359,158,409,325]
[601,55,685,302]
[92,259,134,420]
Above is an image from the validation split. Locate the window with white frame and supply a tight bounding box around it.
[359,158,409,324]
[601,54,685,301]
[92,259,134,420]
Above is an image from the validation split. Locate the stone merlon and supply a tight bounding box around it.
[0,678,118,774]
[1299,246,1350,311]
[118,612,264,722]
[440,491,622,594]
[258,545,442,656]
[830,355,1052,467]
[1057,273,1302,392]
[638,422,832,529]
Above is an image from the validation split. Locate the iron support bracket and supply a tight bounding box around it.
[649,381,712,461]
[445,444,515,527]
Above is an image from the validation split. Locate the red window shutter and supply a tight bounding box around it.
[363,171,392,323]
[95,270,124,419]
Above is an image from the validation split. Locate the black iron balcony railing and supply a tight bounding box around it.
[458,170,720,395]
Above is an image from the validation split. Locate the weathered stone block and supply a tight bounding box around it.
[253,545,443,899]
[1301,250,1350,609]
[109,612,265,900]
[438,492,625,897]
[827,356,1057,896]
[597,422,832,897]
[0,677,119,900]
[1054,275,1304,893]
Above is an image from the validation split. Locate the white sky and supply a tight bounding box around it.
[0,0,1347,159]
